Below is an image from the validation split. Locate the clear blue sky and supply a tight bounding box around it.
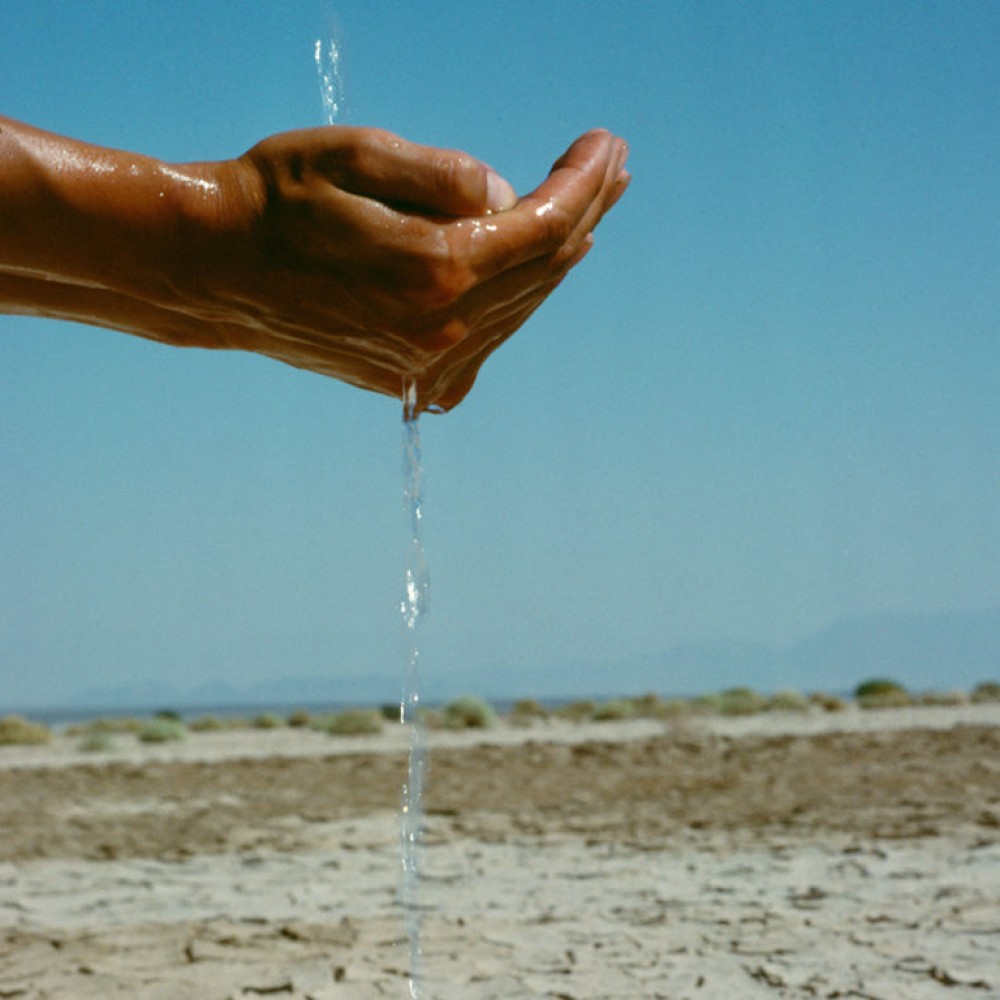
[2,1,999,707]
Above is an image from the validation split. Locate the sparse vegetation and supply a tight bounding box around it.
[592,699,636,722]
[78,730,115,753]
[855,678,911,709]
[628,693,695,720]
[555,700,596,722]
[252,712,283,730]
[71,717,143,737]
[286,710,312,728]
[916,690,968,707]
[691,693,722,714]
[768,690,810,713]
[510,698,548,720]
[717,687,769,716]
[442,695,498,730]
[0,715,52,746]
[322,708,384,736]
[652,697,698,719]
[809,692,848,712]
[971,682,1000,704]
[188,715,225,732]
[508,698,548,728]
[137,718,186,743]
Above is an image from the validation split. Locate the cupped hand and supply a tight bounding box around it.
[189,126,630,412]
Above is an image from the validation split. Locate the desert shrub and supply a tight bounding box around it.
[78,730,115,753]
[627,693,693,719]
[628,693,662,717]
[510,698,548,720]
[717,687,768,716]
[768,690,810,712]
[653,698,697,719]
[252,712,283,730]
[0,715,52,746]
[84,717,143,735]
[443,695,498,730]
[286,710,312,728]
[855,678,907,699]
[971,682,1000,704]
[188,715,225,732]
[154,709,182,722]
[323,708,384,736]
[917,690,968,707]
[691,693,722,714]
[808,692,848,712]
[555,700,596,722]
[508,698,548,728]
[380,703,402,721]
[858,689,911,709]
[592,699,636,722]
[137,719,186,743]
[855,678,910,709]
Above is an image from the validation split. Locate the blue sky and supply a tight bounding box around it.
[2,1,999,707]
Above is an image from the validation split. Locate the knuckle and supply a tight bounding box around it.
[538,205,573,250]
[431,150,475,201]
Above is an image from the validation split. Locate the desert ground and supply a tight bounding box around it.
[2,704,999,999]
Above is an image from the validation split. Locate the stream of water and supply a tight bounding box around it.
[399,380,429,997]
[315,39,429,995]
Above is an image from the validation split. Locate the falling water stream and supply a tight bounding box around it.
[399,380,429,997]
[316,40,428,997]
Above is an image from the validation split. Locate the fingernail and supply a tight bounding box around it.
[486,170,517,212]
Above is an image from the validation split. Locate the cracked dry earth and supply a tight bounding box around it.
[1,724,999,998]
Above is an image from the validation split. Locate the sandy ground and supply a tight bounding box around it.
[1,705,999,999]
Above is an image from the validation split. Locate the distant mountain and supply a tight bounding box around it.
[67,672,398,713]
[472,607,1000,700]
[33,607,1000,714]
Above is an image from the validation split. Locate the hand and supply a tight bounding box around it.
[0,121,630,412]
[192,126,630,411]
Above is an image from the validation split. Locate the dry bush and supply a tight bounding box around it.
[0,715,52,746]
[510,698,548,719]
[627,693,693,720]
[856,678,911,709]
[971,681,1000,704]
[917,690,968,707]
[84,717,143,735]
[323,708,384,736]
[286,710,312,728]
[252,712,283,730]
[555,700,596,722]
[78,730,115,753]
[768,690,810,712]
[592,699,636,722]
[717,687,769,716]
[808,692,849,712]
[691,693,722,714]
[137,719,186,743]
[443,696,498,730]
[188,715,225,732]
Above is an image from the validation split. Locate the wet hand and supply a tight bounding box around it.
[194,126,630,411]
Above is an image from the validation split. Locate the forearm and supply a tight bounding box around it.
[0,115,227,345]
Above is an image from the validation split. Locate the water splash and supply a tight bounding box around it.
[314,35,345,126]
[399,379,428,997]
